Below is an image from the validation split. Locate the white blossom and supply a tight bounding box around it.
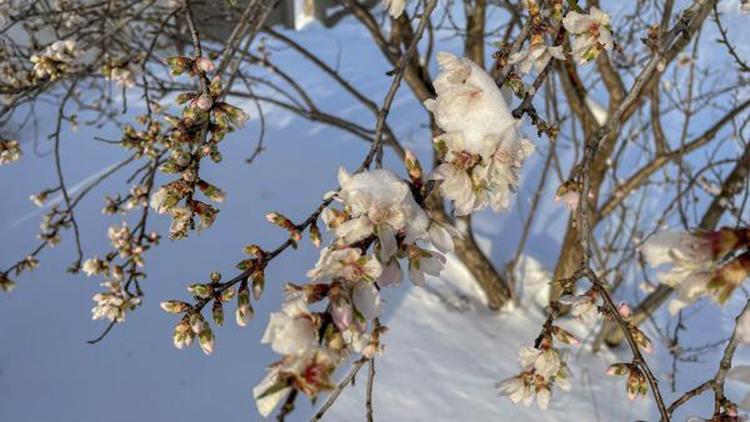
[335,167,430,260]
[307,247,382,282]
[426,52,534,216]
[30,39,80,80]
[253,348,336,417]
[407,246,445,286]
[641,230,721,309]
[562,7,613,64]
[643,229,750,309]
[91,281,140,322]
[382,0,406,18]
[497,376,534,406]
[261,296,319,356]
[508,43,565,75]
[82,257,108,277]
[559,294,599,324]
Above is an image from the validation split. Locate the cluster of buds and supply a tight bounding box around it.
[0,272,15,292]
[108,223,156,267]
[606,363,648,400]
[426,52,535,216]
[0,61,29,105]
[562,6,614,64]
[161,271,258,355]
[497,336,574,409]
[30,39,80,81]
[0,139,21,165]
[149,56,247,240]
[17,255,39,273]
[166,55,215,77]
[120,119,164,158]
[641,227,750,312]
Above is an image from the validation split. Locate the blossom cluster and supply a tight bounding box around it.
[562,6,613,64]
[30,39,80,81]
[252,165,454,416]
[641,228,750,312]
[426,52,535,216]
[497,342,573,409]
[0,139,21,165]
[83,223,160,322]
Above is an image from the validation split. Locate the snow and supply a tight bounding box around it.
[325,254,651,421]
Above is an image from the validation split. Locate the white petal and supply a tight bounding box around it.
[378,224,398,261]
[428,224,454,253]
[536,387,550,409]
[378,259,403,287]
[562,11,590,33]
[252,371,291,417]
[335,216,374,244]
[353,282,382,320]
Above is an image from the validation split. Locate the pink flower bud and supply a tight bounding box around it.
[195,57,215,73]
[617,302,632,318]
[195,94,213,111]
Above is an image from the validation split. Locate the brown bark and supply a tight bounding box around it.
[464,0,486,67]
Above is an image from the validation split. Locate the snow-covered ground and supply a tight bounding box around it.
[2,2,750,421]
[327,255,650,421]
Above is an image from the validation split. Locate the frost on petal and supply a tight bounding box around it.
[337,166,353,191]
